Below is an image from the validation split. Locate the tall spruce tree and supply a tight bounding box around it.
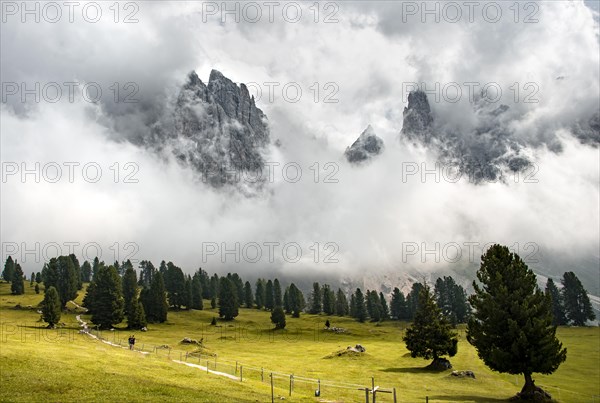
[122,266,138,316]
[3,256,15,282]
[90,265,124,329]
[406,282,423,321]
[310,282,322,314]
[391,287,408,320]
[273,279,283,307]
[11,263,25,295]
[140,271,168,323]
[283,287,291,313]
[41,286,62,328]
[265,279,274,310]
[467,244,567,400]
[404,284,458,369]
[69,254,83,290]
[164,262,186,309]
[545,279,566,326]
[288,283,304,318]
[335,288,348,316]
[434,276,470,325]
[244,281,254,308]
[127,299,147,330]
[379,292,389,320]
[81,261,92,283]
[353,288,367,322]
[255,279,265,309]
[366,290,383,322]
[44,256,78,307]
[561,271,595,326]
[191,274,204,310]
[322,284,335,315]
[184,277,193,310]
[218,277,239,320]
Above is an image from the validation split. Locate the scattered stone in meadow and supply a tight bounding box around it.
[326,327,348,334]
[181,337,200,345]
[451,370,476,378]
[141,327,148,332]
[324,344,367,358]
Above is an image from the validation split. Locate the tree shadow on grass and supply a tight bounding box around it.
[427,395,509,402]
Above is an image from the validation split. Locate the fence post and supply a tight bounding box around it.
[289,374,293,396]
[426,396,429,403]
[393,387,397,403]
[261,367,264,382]
[318,379,320,395]
[365,388,370,403]
[270,373,274,403]
[372,376,375,391]
[240,366,243,382]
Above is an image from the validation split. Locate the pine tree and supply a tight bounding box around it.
[122,266,138,316]
[545,279,566,326]
[353,288,367,322]
[184,277,193,310]
[366,290,382,322]
[255,279,265,309]
[265,279,274,310]
[434,276,470,325]
[322,285,335,315]
[349,294,356,317]
[407,282,423,320]
[561,271,595,326]
[164,262,186,309]
[218,277,239,320]
[69,254,83,290]
[35,272,41,283]
[335,288,348,316]
[34,283,40,294]
[11,263,25,295]
[211,297,216,309]
[379,292,389,320]
[244,281,253,308]
[91,257,101,281]
[90,265,124,329]
[191,274,204,310]
[283,287,291,313]
[271,306,286,329]
[30,273,34,287]
[404,284,458,369]
[273,279,282,307]
[310,282,322,314]
[229,273,245,305]
[210,273,219,300]
[391,287,408,320]
[44,256,78,307]
[288,283,304,318]
[140,271,168,323]
[81,261,92,283]
[467,244,567,399]
[3,256,15,282]
[127,300,147,330]
[41,286,61,328]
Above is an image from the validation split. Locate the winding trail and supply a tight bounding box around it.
[74,314,240,380]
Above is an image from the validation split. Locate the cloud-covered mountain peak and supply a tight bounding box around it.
[344,125,384,164]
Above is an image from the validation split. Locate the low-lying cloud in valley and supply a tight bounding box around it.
[1,1,599,298]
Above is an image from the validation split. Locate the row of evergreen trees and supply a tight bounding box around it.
[4,254,596,330]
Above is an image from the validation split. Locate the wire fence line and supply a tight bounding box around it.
[83,327,399,401]
[82,327,597,402]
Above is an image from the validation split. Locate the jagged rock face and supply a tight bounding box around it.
[344,125,384,163]
[400,91,434,141]
[400,91,532,183]
[172,70,270,187]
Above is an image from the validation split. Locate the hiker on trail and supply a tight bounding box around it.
[128,335,136,350]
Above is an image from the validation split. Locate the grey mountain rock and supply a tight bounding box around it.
[344,125,384,163]
[166,70,270,187]
[400,90,531,183]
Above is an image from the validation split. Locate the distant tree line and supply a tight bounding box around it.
[3,254,596,331]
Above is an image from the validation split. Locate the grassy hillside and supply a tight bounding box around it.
[1,282,598,402]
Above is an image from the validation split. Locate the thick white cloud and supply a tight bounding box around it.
[1,1,598,294]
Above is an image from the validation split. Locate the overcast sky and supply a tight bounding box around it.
[1,1,599,291]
